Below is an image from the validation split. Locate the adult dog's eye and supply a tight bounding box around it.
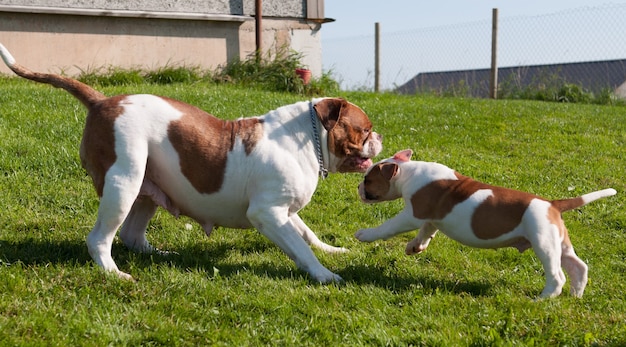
[362,132,371,144]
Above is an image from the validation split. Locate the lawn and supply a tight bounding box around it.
[0,78,625,346]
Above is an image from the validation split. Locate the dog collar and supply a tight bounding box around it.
[309,102,329,179]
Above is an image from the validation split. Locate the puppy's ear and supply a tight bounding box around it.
[393,149,413,162]
[314,98,345,131]
[380,163,399,181]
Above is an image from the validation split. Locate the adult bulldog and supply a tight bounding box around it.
[0,43,382,283]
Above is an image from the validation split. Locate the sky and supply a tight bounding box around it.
[320,1,624,90]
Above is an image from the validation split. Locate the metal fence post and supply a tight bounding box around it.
[375,22,381,92]
[490,8,499,99]
[255,0,262,61]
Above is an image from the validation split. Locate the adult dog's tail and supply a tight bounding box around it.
[552,188,617,212]
[0,43,106,108]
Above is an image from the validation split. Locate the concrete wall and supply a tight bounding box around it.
[0,0,324,77]
[0,0,306,17]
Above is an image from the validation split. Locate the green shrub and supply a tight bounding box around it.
[144,65,203,85]
[73,51,340,96]
[556,83,592,103]
[304,70,340,96]
[77,66,145,86]
[213,49,306,93]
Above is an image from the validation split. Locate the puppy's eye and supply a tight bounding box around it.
[365,190,378,201]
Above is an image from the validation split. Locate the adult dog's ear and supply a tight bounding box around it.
[314,98,345,131]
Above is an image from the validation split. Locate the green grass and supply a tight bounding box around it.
[1,77,625,345]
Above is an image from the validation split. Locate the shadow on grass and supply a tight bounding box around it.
[337,265,493,297]
[0,238,92,266]
[0,237,491,296]
[137,241,312,282]
[0,237,299,281]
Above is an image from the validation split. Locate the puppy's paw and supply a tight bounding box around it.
[405,244,422,255]
[354,228,378,242]
[405,239,426,255]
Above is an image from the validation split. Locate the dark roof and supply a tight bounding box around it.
[396,59,626,97]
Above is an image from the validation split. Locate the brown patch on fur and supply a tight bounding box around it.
[551,196,585,212]
[547,206,570,246]
[362,163,397,200]
[411,172,541,240]
[167,98,264,194]
[8,63,106,108]
[314,98,374,171]
[80,96,124,197]
[503,237,532,253]
[471,190,534,240]
[314,98,343,131]
[410,173,473,220]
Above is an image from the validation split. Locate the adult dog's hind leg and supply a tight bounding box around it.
[86,154,147,280]
[247,204,342,283]
[291,214,348,254]
[119,196,158,253]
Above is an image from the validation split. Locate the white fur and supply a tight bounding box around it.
[0,43,16,66]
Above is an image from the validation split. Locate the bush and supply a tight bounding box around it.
[213,50,305,93]
[145,65,203,85]
[77,66,145,86]
[556,83,592,103]
[75,51,340,96]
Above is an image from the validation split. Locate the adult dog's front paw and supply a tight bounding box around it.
[310,268,344,284]
[354,228,379,242]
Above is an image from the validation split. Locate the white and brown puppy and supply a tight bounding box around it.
[0,43,383,283]
[355,149,615,298]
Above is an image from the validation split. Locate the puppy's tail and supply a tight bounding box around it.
[552,188,617,212]
[0,43,105,108]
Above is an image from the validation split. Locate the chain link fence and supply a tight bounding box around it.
[323,3,626,98]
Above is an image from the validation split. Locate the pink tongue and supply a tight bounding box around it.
[358,158,373,169]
